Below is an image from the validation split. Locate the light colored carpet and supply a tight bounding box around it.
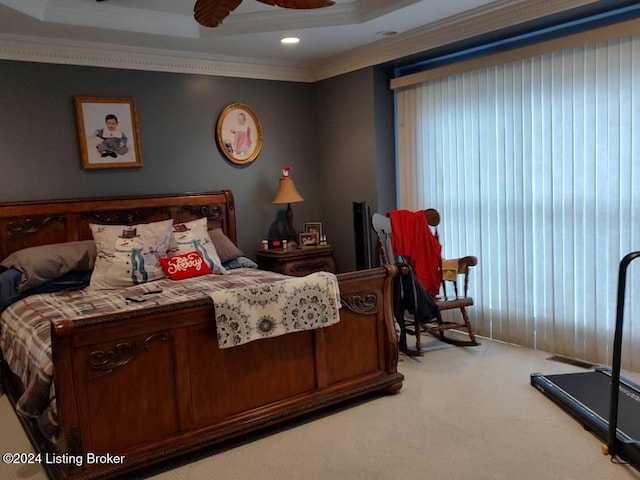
[2,335,640,480]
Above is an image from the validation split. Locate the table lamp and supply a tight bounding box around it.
[272,167,304,242]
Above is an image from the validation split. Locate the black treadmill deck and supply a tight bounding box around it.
[531,368,640,468]
[533,370,640,438]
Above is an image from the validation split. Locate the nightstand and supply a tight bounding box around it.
[256,245,336,277]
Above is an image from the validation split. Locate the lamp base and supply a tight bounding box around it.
[286,203,297,243]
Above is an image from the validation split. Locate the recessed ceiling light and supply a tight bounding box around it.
[376,31,398,37]
[281,37,300,45]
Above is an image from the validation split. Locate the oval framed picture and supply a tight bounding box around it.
[216,103,263,165]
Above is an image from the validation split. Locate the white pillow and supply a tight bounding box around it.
[168,218,226,275]
[89,219,173,289]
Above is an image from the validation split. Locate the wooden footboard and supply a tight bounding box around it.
[41,265,400,480]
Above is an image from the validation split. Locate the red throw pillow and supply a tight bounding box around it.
[159,251,212,280]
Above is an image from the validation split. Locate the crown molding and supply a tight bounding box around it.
[311,0,600,81]
[0,0,602,83]
[0,34,314,82]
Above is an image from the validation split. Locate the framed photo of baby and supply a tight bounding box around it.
[216,103,263,165]
[74,96,142,169]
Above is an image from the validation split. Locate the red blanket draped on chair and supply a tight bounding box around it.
[389,209,441,296]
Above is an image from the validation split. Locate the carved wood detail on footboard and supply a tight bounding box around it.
[341,294,378,314]
[88,332,171,372]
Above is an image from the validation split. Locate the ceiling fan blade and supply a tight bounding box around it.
[194,0,243,27]
[100,0,334,28]
[257,0,335,9]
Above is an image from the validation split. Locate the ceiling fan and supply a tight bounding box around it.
[97,1,336,28]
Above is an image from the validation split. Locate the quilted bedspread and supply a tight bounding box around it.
[0,268,341,437]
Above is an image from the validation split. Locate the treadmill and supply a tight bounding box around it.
[531,251,640,469]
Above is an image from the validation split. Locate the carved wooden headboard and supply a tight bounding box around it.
[0,190,236,260]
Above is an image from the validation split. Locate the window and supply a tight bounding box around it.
[395,30,640,371]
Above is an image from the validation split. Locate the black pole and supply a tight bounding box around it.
[608,251,640,457]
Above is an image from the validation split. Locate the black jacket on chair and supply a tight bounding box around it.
[393,263,440,352]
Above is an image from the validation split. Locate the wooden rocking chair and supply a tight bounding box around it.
[372,209,480,356]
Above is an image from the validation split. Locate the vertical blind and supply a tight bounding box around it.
[396,35,640,371]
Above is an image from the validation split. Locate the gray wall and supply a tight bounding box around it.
[314,67,396,271]
[373,67,397,216]
[0,60,396,271]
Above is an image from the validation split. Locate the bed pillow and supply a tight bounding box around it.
[169,218,226,274]
[222,256,258,270]
[209,228,244,263]
[0,240,96,292]
[159,251,212,280]
[89,219,173,289]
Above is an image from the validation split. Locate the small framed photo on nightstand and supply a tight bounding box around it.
[299,232,317,247]
[303,222,322,245]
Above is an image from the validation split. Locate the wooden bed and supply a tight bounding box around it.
[0,190,403,480]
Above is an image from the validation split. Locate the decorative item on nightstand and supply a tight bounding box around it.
[303,222,322,245]
[272,166,304,243]
[256,244,336,277]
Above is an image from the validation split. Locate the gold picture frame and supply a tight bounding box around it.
[74,96,142,169]
[73,97,142,169]
[216,103,263,165]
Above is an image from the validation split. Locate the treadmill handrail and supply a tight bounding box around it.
[608,251,640,456]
